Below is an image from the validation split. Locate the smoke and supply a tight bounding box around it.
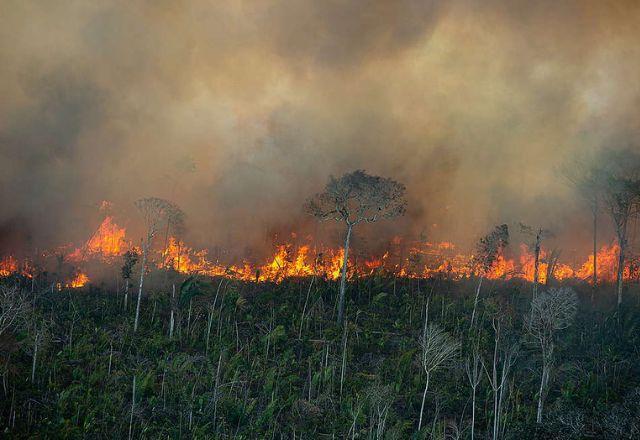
[1,0,639,257]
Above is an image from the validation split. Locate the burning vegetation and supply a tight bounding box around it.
[0,210,635,290]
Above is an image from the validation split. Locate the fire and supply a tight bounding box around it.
[0,256,18,277]
[68,216,128,261]
[68,272,89,288]
[0,210,637,288]
[575,243,630,282]
[0,256,33,278]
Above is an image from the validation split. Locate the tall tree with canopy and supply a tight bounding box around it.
[305,170,406,325]
[562,154,604,290]
[596,148,640,306]
[133,197,185,332]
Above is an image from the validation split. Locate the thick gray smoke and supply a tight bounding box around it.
[1,1,639,258]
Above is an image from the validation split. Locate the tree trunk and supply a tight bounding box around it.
[418,371,430,432]
[337,225,352,325]
[616,233,626,307]
[536,365,548,424]
[592,205,598,289]
[134,240,149,333]
[31,332,39,384]
[340,319,348,398]
[470,277,483,329]
[533,234,541,298]
[129,375,136,440]
[124,282,129,311]
[471,384,476,440]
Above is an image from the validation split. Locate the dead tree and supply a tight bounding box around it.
[133,197,185,332]
[305,170,406,325]
[482,318,518,440]
[519,224,553,298]
[0,285,29,337]
[470,224,509,329]
[465,341,482,440]
[597,148,640,306]
[528,287,578,424]
[418,323,460,432]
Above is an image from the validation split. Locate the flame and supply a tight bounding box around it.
[68,272,89,288]
[68,216,128,261]
[0,256,18,277]
[575,243,630,282]
[0,256,33,278]
[0,210,637,287]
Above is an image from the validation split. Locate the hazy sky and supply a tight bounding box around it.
[1,1,639,256]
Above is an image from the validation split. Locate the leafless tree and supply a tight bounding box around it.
[519,223,553,298]
[470,224,509,329]
[0,285,29,337]
[305,170,406,325]
[366,382,395,440]
[418,323,460,432]
[482,318,518,440]
[527,287,578,424]
[465,340,482,440]
[133,197,185,332]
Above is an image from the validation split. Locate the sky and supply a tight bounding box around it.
[1,0,639,257]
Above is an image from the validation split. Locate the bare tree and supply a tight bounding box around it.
[482,318,518,440]
[519,224,553,298]
[366,383,395,440]
[305,170,406,325]
[465,341,482,440]
[418,323,460,432]
[0,285,29,337]
[527,287,578,424]
[470,224,509,329]
[133,197,185,332]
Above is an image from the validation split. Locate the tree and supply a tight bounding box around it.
[562,155,604,289]
[133,197,185,332]
[482,318,517,440]
[596,148,640,306]
[305,170,406,325]
[0,285,29,338]
[418,323,460,432]
[470,224,509,329]
[121,250,138,311]
[527,287,578,424]
[519,223,553,298]
[465,341,482,440]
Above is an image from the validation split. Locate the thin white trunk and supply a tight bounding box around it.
[31,332,39,384]
[128,376,136,440]
[340,320,348,398]
[470,277,483,329]
[169,284,175,340]
[134,241,149,333]
[418,371,430,431]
